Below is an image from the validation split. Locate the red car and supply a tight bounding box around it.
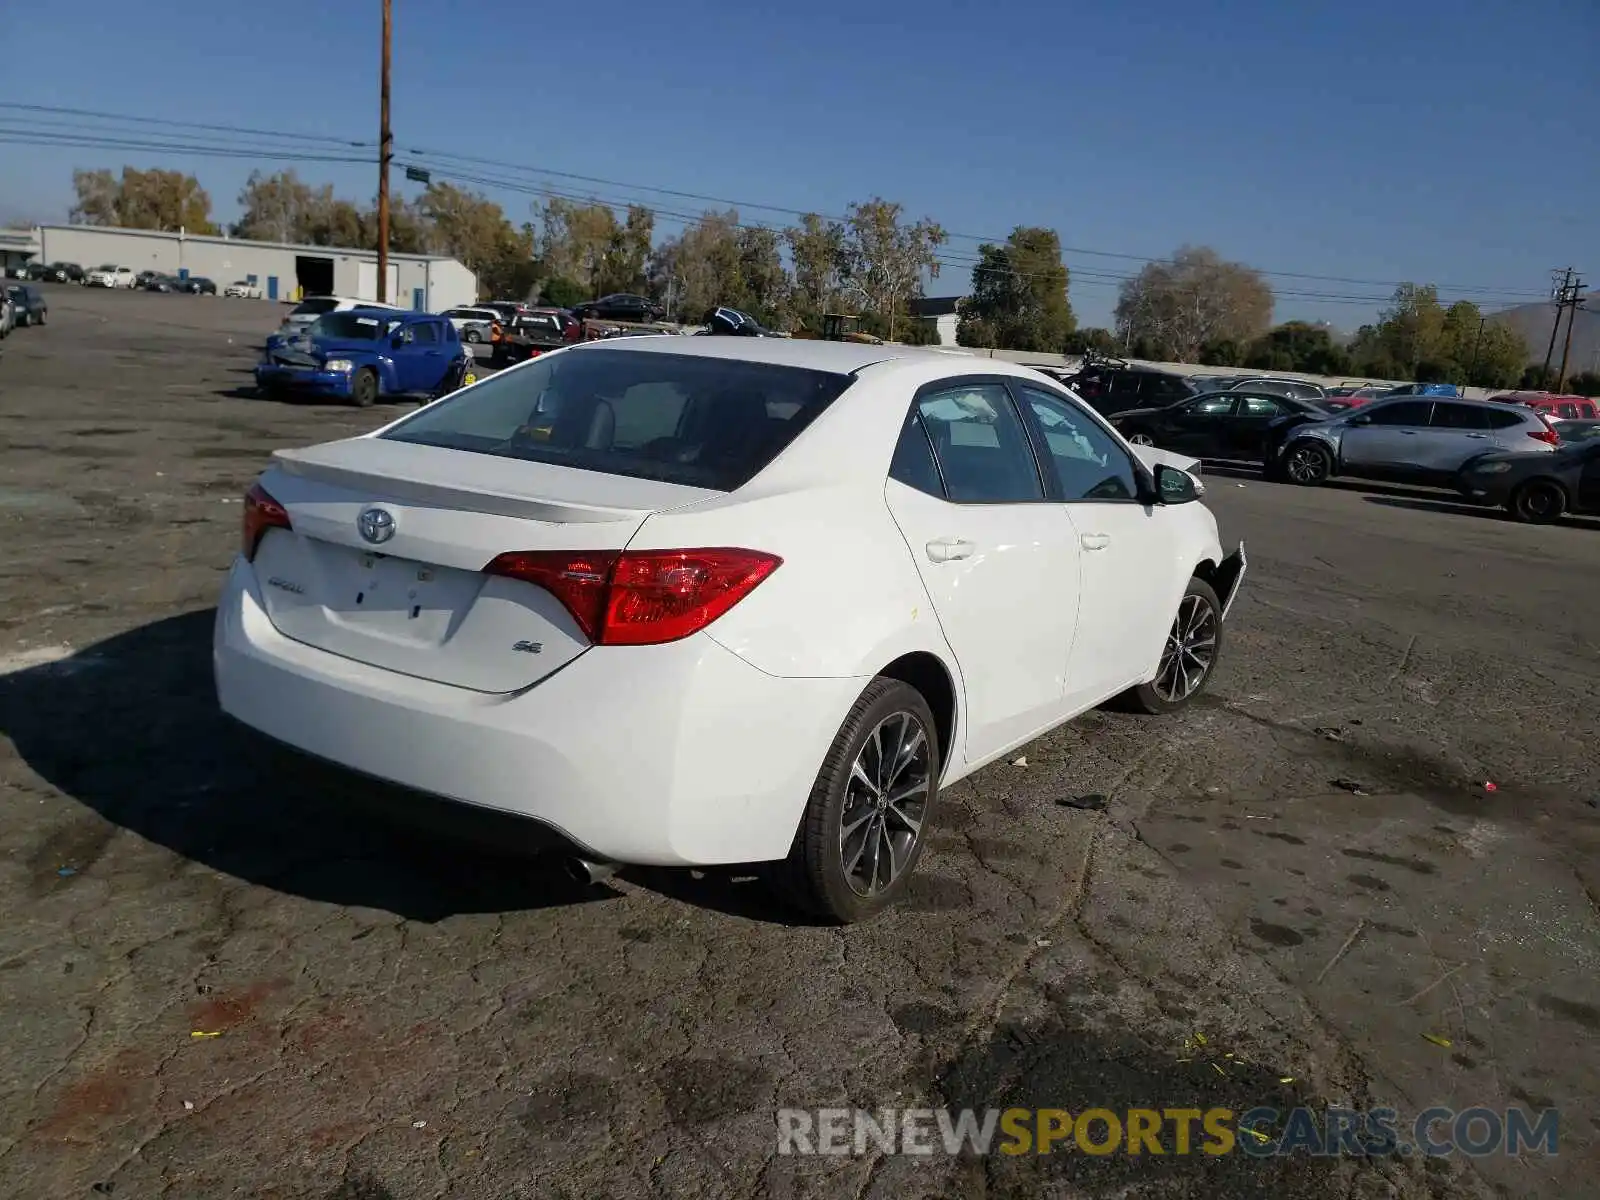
[1488,393,1598,422]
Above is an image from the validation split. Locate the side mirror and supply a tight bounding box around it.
[390,335,405,349]
[1154,463,1200,504]
[1349,413,1371,426]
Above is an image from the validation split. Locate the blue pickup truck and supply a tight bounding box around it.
[255,310,475,406]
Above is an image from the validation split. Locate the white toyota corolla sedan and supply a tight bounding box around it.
[214,337,1245,921]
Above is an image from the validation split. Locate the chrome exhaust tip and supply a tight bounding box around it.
[564,856,618,886]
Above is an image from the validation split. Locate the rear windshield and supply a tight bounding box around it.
[381,347,853,491]
[312,312,398,339]
[291,297,339,316]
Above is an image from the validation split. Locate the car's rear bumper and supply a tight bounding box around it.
[254,364,353,398]
[213,558,864,866]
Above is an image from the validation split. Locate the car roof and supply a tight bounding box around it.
[563,334,906,374]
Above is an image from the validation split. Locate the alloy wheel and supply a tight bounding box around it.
[1128,433,1155,446]
[839,711,932,897]
[1286,444,1327,483]
[1153,594,1218,703]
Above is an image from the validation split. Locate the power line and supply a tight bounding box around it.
[0,100,1554,298]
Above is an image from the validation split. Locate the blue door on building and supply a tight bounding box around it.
[267,276,279,301]
[412,287,425,312]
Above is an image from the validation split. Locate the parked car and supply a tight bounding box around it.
[32,262,74,284]
[1383,382,1461,398]
[5,284,47,326]
[1225,377,1328,402]
[254,309,472,406]
[573,293,665,323]
[1110,391,1329,461]
[1488,393,1599,422]
[493,308,586,365]
[225,280,265,300]
[1321,384,1391,411]
[215,339,1246,921]
[174,276,217,295]
[442,306,505,343]
[1064,358,1198,417]
[1550,418,1600,445]
[698,306,776,336]
[0,289,14,338]
[275,293,402,335]
[86,265,136,288]
[1266,397,1559,486]
[139,273,178,292]
[1456,438,1600,523]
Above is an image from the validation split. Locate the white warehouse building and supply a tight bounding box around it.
[29,225,478,311]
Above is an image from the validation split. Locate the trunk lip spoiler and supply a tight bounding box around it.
[1215,540,1247,621]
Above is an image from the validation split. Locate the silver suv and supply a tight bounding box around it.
[1270,397,1559,486]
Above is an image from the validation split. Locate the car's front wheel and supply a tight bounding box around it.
[464,329,482,344]
[1283,440,1333,485]
[1119,577,1224,715]
[351,368,379,408]
[771,678,940,923]
[1125,431,1155,446]
[1508,479,1565,524]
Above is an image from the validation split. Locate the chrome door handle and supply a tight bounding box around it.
[1399,430,1418,435]
[1465,433,1489,439]
[925,538,975,563]
[1081,533,1111,551]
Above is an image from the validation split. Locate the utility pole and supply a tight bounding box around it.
[1555,276,1586,393]
[1466,315,1485,385]
[376,0,392,303]
[1540,268,1573,387]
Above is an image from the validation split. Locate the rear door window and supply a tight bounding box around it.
[1364,401,1434,426]
[381,348,852,491]
[1429,403,1490,430]
[414,322,440,343]
[915,384,1045,503]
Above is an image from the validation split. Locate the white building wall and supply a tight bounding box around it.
[32,226,477,310]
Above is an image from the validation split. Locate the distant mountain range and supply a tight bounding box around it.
[1488,301,1600,375]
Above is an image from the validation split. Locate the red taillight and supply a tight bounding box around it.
[484,548,781,645]
[1528,428,1561,446]
[242,481,291,560]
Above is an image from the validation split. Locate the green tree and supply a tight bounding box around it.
[1113,246,1274,362]
[537,276,585,308]
[955,226,1075,352]
[1566,371,1600,397]
[1243,322,1351,375]
[784,213,850,331]
[72,166,216,233]
[839,197,947,341]
[1065,327,1120,356]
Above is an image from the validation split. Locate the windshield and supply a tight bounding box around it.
[311,312,399,340]
[380,347,853,491]
[291,297,338,316]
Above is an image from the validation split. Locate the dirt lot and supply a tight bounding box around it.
[2,285,1598,1200]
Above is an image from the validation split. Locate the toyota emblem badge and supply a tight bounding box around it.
[358,506,396,545]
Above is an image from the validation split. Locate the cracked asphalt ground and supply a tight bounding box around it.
[2,285,1597,1200]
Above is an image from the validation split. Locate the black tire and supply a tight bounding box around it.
[1116,577,1225,715]
[1507,479,1565,524]
[1282,440,1333,485]
[351,368,378,408]
[768,677,941,923]
[16,312,28,328]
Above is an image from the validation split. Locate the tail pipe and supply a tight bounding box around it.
[564,856,618,886]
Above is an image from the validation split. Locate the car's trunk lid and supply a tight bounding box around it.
[250,438,718,693]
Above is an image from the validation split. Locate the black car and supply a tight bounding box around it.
[1062,358,1197,417]
[1109,390,1327,461]
[1456,440,1600,523]
[5,284,47,326]
[1226,377,1329,403]
[573,293,664,323]
[139,274,179,292]
[32,262,75,284]
[174,275,216,294]
[697,305,774,337]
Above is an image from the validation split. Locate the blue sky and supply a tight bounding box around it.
[1,0,1595,328]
